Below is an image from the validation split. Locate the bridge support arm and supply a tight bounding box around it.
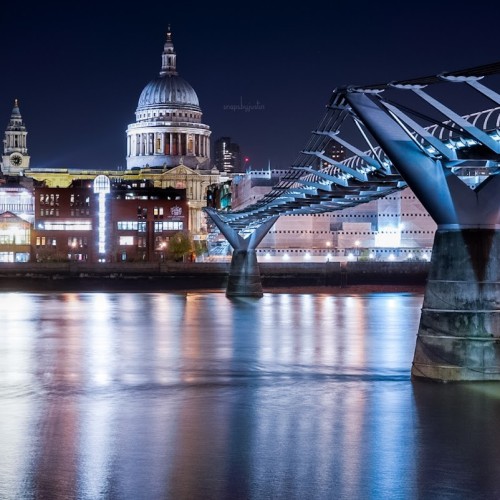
[345,91,500,227]
[205,208,278,297]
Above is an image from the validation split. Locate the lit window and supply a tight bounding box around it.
[119,236,134,246]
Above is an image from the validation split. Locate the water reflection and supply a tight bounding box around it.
[1,291,500,499]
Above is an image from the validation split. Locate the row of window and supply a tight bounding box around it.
[36,235,170,249]
[70,194,91,207]
[271,230,333,234]
[40,209,93,216]
[38,222,92,231]
[40,209,59,217]
[35,237,56,247]
[338,230,434,235]
[68,237,88,248]
[269,229,434,235]
[118,236,169,249]
[38,193,91,207]
[141,111,199,119]
[0,234,30,245]
[117,221,184,232]
[0,252,30,263]
[0,204,33,212]
[278,211,424,217]
[136,206,183,219]
[39,193,60,206]
[258,248,431,254]
[329,213,430,218]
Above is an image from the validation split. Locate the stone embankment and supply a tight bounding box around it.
[0,261,430,291]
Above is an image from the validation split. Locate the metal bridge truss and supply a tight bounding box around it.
[205,61,500,233]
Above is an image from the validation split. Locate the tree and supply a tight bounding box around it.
[167,231,194,262]
[193,239,207,257]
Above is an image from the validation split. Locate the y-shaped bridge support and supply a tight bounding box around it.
[347,91,500,381]
[206,209,278,297]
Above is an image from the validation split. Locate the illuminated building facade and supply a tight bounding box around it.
[0,182,35,224]
[25,165,221,241]
[0,177,35,262]
[126,27,211,170]
[230,168,437,262]
[0,211,31,262]
[206,180,232,211]
[214,137,242,173]
[321,142,345,167]
[33,184,93,262]
[32,178,188,263]
[108,181,188,262]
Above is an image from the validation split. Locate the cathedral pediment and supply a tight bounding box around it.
[166,164,200,176]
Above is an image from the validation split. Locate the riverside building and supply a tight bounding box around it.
[230,167,436,262]
[33,178,188,263]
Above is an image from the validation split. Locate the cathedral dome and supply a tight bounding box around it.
[126,27,211,171]
[135,27,201,115]
[137,74,200,111]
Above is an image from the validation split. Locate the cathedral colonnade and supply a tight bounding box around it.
[127,131,210,159]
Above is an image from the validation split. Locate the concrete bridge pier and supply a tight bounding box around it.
[412,228,500,381]
[226,248,263,297]
[205,209,278,297]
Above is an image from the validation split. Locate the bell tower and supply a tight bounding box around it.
[2,99,30,175]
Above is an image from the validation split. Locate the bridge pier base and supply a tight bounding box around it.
[204,208,278,298]
[412,229,500,382]
[226,250,263,298]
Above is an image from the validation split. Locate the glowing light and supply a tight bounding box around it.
[282,253,289,260]
[348,253,355,261]
[304,252,311,260]
[408,253,413,259]
[93,175,110,258]
[388,253,395,261]
[369,252,375,259]
[265,252,271,259]
[42,221,92,231]
[375,227,401,248]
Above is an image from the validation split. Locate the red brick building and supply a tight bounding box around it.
[33,176,188,263]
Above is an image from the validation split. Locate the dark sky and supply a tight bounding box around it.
[1,1,499,171]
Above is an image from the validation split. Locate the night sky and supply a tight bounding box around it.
[2,1,499,171]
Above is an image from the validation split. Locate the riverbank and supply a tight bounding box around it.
[0,261,430,292]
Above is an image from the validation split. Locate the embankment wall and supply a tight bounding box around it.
[0,261,430,291]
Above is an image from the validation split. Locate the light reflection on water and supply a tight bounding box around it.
[0,291,500,499]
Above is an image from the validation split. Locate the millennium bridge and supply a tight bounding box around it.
[205,61,500,383]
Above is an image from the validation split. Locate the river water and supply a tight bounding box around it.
[1,290,500,500]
